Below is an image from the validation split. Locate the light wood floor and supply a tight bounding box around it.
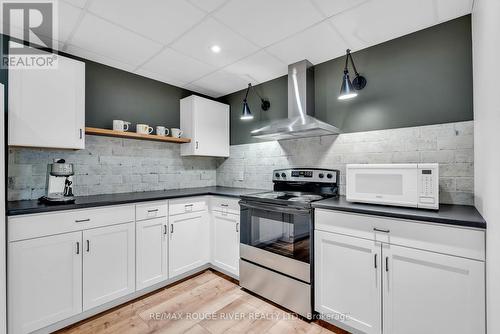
[56,270,347,334]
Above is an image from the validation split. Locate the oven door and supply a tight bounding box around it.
[239,200,311,282]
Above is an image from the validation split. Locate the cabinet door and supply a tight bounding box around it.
[314,230,382,334]
[8,50,85,149]
[169,211,209,278]
[212,211,239,276]
[192,97,229,157]
[136,217,168,290]
[383,244,485,334]
[83,223,135,311]
[8,232,82,334]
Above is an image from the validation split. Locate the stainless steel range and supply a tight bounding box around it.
[238,168,339,318]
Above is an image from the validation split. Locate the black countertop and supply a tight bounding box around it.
[312,196,486,229]
[7,186,266,216]
[7,188,486,229]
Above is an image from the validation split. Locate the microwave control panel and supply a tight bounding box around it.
[417,164,439,209]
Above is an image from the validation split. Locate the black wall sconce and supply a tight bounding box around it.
[241,83,271,120]
[339,49,367,100]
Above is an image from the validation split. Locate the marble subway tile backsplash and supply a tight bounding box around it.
[216,121,475,205]
[8,121,474,205]
[8,135,218,201]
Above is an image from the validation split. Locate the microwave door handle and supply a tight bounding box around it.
[239,202,310,214]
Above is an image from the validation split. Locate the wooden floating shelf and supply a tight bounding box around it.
[85,127,191,143]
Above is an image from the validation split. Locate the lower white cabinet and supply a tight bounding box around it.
[211,211,240,276]
[315,231,382,334]
[169,211,209,278]
[8,232,82,334]
[314,209,486,334]
[83,223,135,311]
[136,217,168,290]
[383,244,485,334]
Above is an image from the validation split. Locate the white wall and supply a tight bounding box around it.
[472,0,500,332]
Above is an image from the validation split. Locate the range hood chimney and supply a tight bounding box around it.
[251,60,340,140]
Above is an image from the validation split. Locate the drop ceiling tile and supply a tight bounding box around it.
[135,68,189,88]
[65,43,136,72]
[329,0,437,50]
[225,51,287,84]
[188,0,228,13]
[183,83,220,98]
[140,47,216,84]
[310,0,369,18]
[70,13,163,66]
[170,17,258,67]
[88,0,206,45]
[212,0,323,47]
[435,0,473,22]
[190,70,249,97]
[62,0,87,9]
[266,21,349,65]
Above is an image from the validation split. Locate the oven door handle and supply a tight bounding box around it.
[239,201,311,214]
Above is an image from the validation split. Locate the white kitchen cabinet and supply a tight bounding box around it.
[168,210,209,278]
[314,209,486,334]
[180,95,229,157]
[83,223,135,311]
[383,244,485,334]
[211,211,240,276]
[8,232,82,334]
[136,217,168,290]
[315,230,382,334]
[8,49,85,149]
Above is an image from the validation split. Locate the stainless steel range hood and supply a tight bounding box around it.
[251,60,340,140]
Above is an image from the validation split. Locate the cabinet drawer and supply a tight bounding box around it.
[315,209,485,261]
[8,204,135,242]
[136,201,168,221]
[210,196,240,215]
[169,197,207,216]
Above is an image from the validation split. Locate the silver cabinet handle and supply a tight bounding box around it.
[80,128,83,139]
[385,257,389,272]
[373,228,390,233]
[148,209,159,213]
[86,240,90,252]
[221,204,228,207]
[374,253,377,269]
[163,224,167,235]
[236,222,239,233]
[75,218,90,223]
[185,204,194,207]
[170,224,174,234]
[76,242,80,255]
[195,141,199,149]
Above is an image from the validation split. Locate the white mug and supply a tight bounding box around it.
[113,120,130,132]
[156,126,169,136]
[171,128,183,138]
[136,124,153,135]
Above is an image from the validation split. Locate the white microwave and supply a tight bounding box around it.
[346,163,439,210]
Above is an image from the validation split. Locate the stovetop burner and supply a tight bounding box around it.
[248,191,326,203]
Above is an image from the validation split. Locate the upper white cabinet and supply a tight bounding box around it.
[8,49,85,149]
[180,95,229,157]
[8,231,82,334]
[82,223,135,311]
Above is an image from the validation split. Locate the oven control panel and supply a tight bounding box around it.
[273,168,339,183]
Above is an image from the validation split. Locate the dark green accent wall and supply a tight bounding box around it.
[221,15,473,145]
[85,61,196,130]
